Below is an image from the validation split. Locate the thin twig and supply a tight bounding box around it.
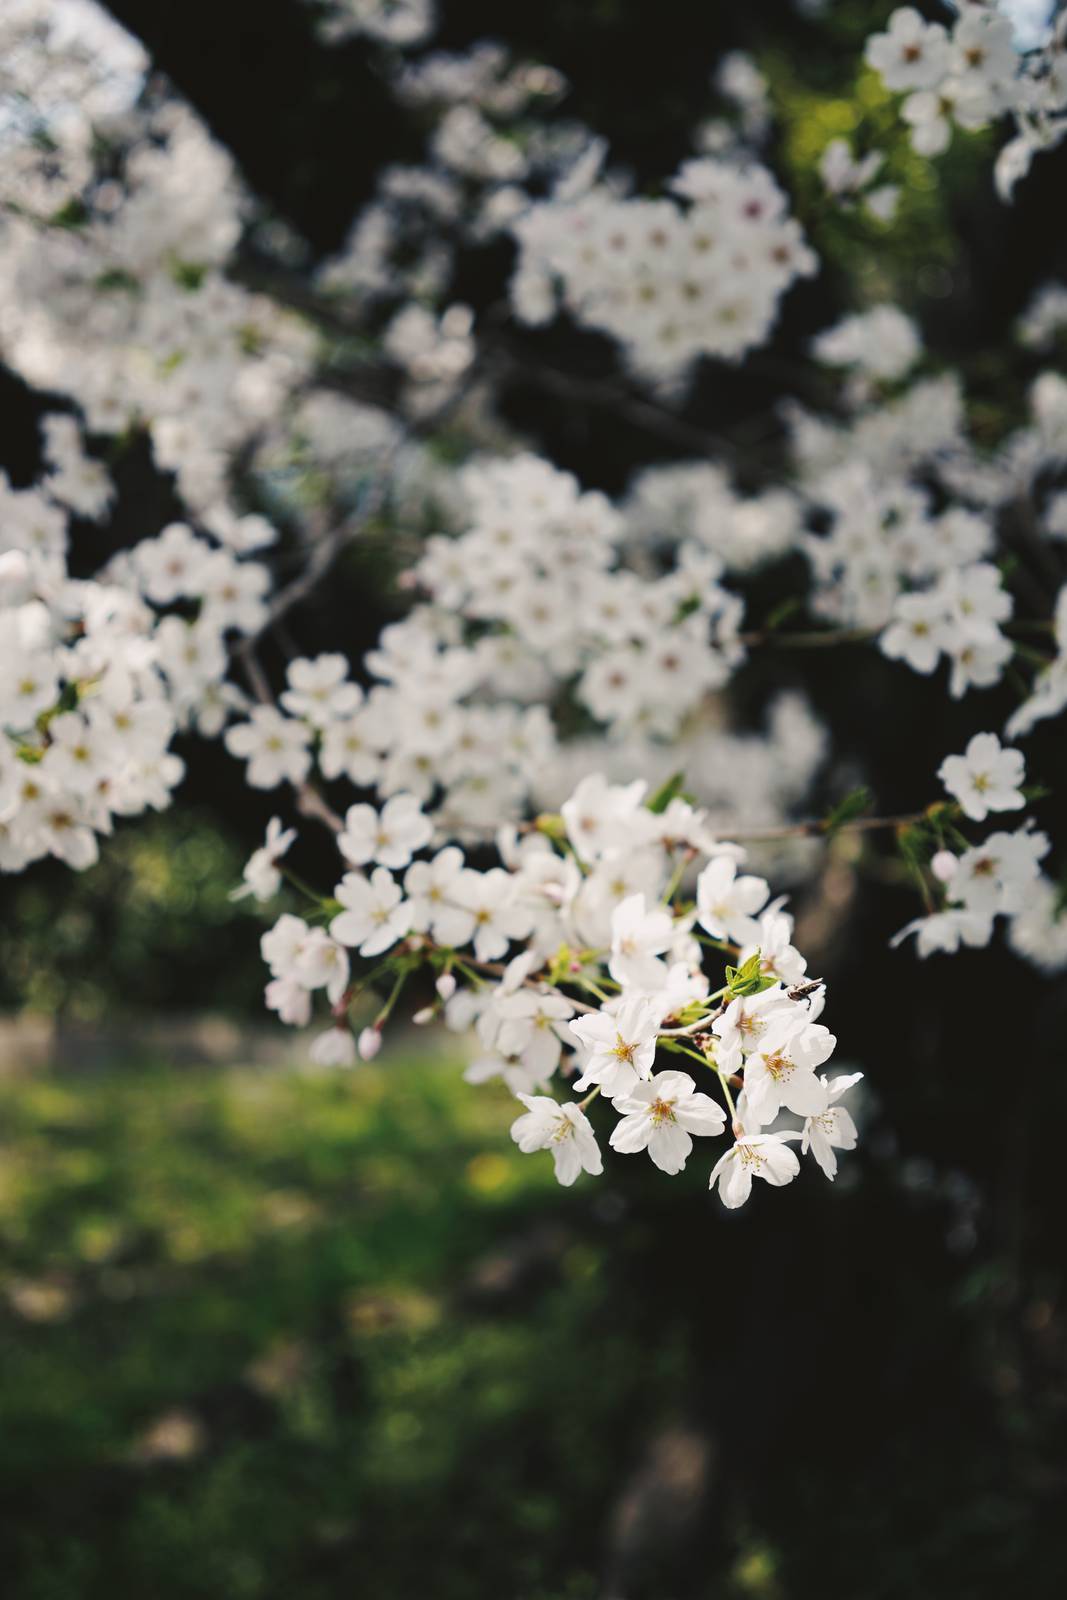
[487,346,767,468]
[725,811,923,842]
[739,625,878,649]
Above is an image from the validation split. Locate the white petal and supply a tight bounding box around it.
[648,1121,693,1175]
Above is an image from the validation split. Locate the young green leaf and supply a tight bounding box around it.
[821,785,872,838]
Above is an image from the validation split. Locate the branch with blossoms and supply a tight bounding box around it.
[4,0,1067,1236]
[863,4,1067,202]
[240,773,861,1206]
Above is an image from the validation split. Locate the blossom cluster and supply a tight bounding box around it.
[865,3,1067,198]
[0,409,299,870]
[893,730,1052,958]
[510,153,816,385]
[222,450,830,852]
[1,0,1066,1236]
[0,448,178,871]
[314,41,573,324]
[254,772,862,1204]
[785,346,1067,710]
[304,0,436,48]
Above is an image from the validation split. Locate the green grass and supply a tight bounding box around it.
[0,1057,692,1600]
[0,1056,1059,1600]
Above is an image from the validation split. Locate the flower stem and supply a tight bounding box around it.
[716,1067,738,1123]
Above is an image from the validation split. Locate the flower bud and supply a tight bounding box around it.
[412,1005,435,1026]
[309,1026,356,1068]
[930,849,958,883]
[357,1025,382,1061]
[435,972,457,1000]
[0,550,31,605]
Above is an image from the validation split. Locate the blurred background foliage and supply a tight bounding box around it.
[1,1,1066,1596]
[0,814,262,1019]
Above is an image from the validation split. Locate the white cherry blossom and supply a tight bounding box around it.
[339,792,433,870]
[696,856,769,944]
[801,1072,863,1180]
[743,1011,835,1125]
[608,892,675,990]
[224,708,312,790]
[938,732,1026,822]
[608,1070,726,1174]
[509,1095,603,1186]
[709,1128,801,1209]
[569,996,659,1099]
[231,816,297,902]
[330,868,413,957]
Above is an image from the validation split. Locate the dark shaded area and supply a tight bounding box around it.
[1,2,1066,1596]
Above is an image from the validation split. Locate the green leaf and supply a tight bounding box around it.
[673,594,701,624]
[171,259,207,291]
[821,785,872,838]
[896,825,928,873]
[725,950,775,998]
[49,198,87,230]
[762,595,804,632]
[646,771,688,815]
[94,269,139,293]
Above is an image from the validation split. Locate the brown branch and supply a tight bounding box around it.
[724,811,924,842]
[230,252,777,474]
[485,345,769,469]
[739,625,878,649]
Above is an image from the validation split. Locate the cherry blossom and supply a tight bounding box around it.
[801,1073,864,1181]
[509,1096,603,1187]
[696,857,769,945]
[938,732,1026,822]
[709,1129,801,1210]
[330,869,413,957]
[231,817,297,902]
[339,793,434,870]
[569,996,661,1099]
[608,1072,727,1175]
[3,0,1065,1225]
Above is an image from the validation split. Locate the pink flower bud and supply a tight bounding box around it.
[357,1025,382,1060]
[930,849,958,883]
